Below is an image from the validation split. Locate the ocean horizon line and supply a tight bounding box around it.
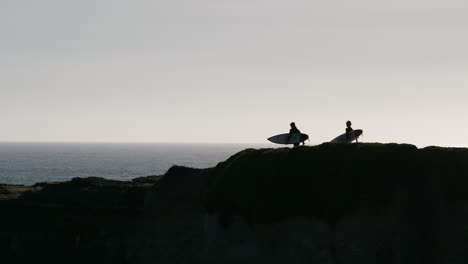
[0,141,268,145]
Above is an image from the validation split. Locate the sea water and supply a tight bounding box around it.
[0,142,269,185]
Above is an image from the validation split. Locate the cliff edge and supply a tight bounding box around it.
[205,143,468,225]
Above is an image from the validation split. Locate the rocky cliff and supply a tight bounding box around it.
[2,143,468,264]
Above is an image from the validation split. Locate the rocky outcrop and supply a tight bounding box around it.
[2,143,468,263]
[0,176,161,264]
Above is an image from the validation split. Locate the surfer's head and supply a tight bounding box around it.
[346,120,352,127]
[290,122,296,128]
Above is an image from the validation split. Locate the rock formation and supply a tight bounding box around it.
[2,143,468,263]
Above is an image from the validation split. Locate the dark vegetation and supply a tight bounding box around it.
[205,143,468,225]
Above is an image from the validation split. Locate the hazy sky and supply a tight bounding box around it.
[1,0,468,146]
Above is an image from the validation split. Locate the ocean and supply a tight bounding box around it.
[0,142,269,186]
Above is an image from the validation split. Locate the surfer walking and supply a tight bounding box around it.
[288,122,301,147]
[346,120,357,143]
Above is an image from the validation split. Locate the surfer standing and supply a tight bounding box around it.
[346,120,357,143]
[288,122,301,147]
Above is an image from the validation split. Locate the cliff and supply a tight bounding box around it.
[2,143,468,264]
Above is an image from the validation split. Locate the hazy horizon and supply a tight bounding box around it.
[1,141,467,150]
[2,0,468,147]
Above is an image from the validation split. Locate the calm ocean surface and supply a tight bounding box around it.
[0,143,270,185]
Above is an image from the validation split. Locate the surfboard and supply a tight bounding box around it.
[330,129,363,143]
[268,133,309,145]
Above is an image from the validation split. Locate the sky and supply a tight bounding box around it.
[1,0,468,146]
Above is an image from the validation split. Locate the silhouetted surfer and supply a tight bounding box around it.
[288,122,301,147]
[346,120,357,143]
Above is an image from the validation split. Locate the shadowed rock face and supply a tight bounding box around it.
[2,143,468,264]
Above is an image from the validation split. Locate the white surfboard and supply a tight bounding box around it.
[330,129,363,143]
[268,133,309,145]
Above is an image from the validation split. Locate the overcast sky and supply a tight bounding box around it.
[1,0,467,146]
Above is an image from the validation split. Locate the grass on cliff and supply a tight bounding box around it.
[204,143,468,225]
